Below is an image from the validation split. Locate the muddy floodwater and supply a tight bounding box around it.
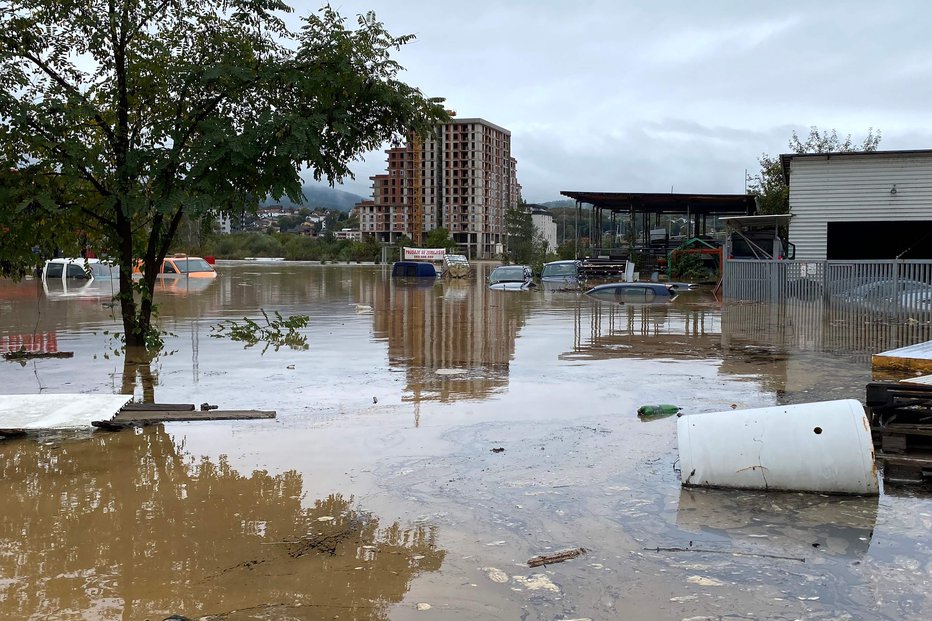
[2,261,932,621]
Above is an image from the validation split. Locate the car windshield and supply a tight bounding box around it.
[171,258,212,273]
[542,263,576,277]
[89,263,119,279]
[489,266,527,284]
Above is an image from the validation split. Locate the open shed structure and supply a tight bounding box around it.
[559,191,756,272]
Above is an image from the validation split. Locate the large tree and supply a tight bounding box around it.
[748,126,881,214]
[0,0,448,350]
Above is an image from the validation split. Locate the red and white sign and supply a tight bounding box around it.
[403,247,446,261]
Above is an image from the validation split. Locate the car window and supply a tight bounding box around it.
[163,261,179,274]
[45,262,63,278]
[490,267,527,283]
[543,264,576,277]
[173,258,212,273]
[66,264,88,279]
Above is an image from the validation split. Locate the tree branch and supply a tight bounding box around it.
[125,0,173,45]
[14,48,116,149]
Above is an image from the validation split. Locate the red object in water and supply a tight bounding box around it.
[204,256,215,265]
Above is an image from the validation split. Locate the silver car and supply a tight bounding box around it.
[488,265,535,290]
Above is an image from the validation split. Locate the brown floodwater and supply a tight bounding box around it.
[1,261,931,620]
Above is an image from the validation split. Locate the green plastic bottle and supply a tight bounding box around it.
[637,404,681,418]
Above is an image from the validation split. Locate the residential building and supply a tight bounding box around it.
[334,228,362,241]
[528,204,558,253]
[782,149,932,260]
[354,117,520,259]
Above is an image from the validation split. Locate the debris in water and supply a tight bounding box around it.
[416,602,432,611]
[287,364,295,369]
[637,404,681,418]
[686,575,725,587]
[491,447,505,453]
[317,516,335,522]
[481,567,509,583]
[373,396,378,404]
[513,573,560,593]
[435,368,468,375]
[527,547,587,567]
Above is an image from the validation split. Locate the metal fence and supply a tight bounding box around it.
[723,259,932,324]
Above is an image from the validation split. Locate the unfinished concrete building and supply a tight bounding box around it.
[354,117,520,259]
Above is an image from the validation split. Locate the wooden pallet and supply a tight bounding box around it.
[867,376,932,481]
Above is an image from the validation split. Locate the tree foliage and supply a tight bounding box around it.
[423,226,456,251]
[505,202,548,267]
[748,127,881,215]
[0,0,448,349]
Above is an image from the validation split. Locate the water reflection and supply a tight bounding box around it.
[563,295,722,362]
[675,487,878,560]
[0,429,444,620]
[564,293,932,403]
[367,264,531,404]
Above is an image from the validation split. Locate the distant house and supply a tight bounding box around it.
[782,149,932,260]
[334,228,361,241]
[528,204,557,253]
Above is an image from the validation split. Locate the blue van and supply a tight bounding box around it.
[391,261,438,278]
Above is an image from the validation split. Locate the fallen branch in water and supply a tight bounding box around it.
[527,547,587,567]
[644,546,805,563]
[3,349,73,361]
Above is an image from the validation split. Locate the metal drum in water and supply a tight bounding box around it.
[676,399,878,495]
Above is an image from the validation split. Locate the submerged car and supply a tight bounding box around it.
[488,264,535,290]
[134,254,217,278]
[540,260,581,290]
[391,261,438,278]
[42,257,119,283]
[837,278,932,313]
[585,282,676,303]
[41,258,120,299]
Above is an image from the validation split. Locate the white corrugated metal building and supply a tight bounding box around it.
[782,149,932,260]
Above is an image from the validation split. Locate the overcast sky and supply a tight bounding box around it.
[292,0,932,203]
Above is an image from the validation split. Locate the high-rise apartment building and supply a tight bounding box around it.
[354,117,520,259]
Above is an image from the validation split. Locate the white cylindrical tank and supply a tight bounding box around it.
[676,399,878,495]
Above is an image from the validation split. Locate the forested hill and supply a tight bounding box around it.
[263,185,367,212]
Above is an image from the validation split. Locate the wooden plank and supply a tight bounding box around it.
[121,402,196,412]
[873,340,932,375]
[876,452,932,467]
[881,434,907,453]
[107,409,275,424]
[873,424,932,436]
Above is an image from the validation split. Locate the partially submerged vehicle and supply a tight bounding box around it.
[133,254,217,279]
[540,260,581,290]
[585,282,676,304]
[42,258,119,283]
[488,265,535,291]
[41,258,120,299]
[391,261,438,278]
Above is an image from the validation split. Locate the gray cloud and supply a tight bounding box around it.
[300,0,932,202]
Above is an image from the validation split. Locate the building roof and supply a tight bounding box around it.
[559,191,756,216]
[779,149,932,183]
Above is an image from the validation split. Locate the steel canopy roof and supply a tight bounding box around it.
[560,191,756,216]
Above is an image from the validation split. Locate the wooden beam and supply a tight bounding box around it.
[94,409,276,428]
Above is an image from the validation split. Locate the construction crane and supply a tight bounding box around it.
[410,133,424,246]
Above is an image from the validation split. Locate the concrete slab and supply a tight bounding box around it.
[0,394,132,430]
